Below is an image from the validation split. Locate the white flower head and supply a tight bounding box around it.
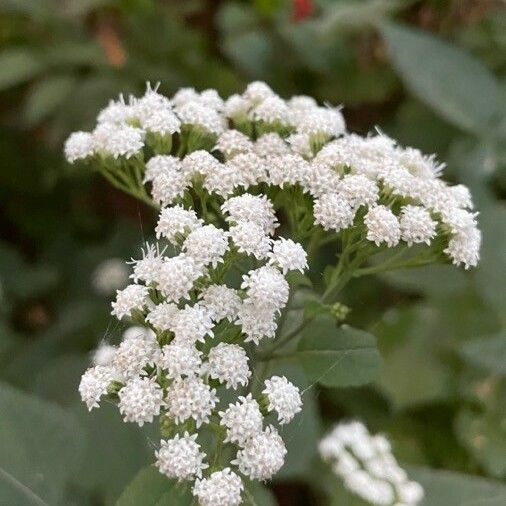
[118,377,163,426]
[132,84,171,120]
[199,284,242,322]
[224,94,250,120]
[202,161,240,197]
[295,106,345,139]
[111,284,150,320]
[112,328,160,380]
[156,205,202,244]
[144,154,182,182]
[64,131,95,163]
[269,238,308,274]
[252,95,290,126]
[97,95,134,124]
[219,394,263,446]
[448,184,473,209]
[444,227,481,269]
[156,255,203,302]
[440,208,478,236]
[241,266,289,313]
[79,365,116,411]
[199,88,224,111]
[150,170,189,207]
[238,303,278,344]
[243,81,275,105]
[364,205,401,247]
[181,149,221,179]
[399,205,437,246]
[344,471,395,505]
[266,153,309,187]
[129,243,165,285]
[221,194,278,235]
[156,432,208,481]
[227,152,268,188]
[141,107,180,136]
[177,101,225,135]
[166,377,218,427]
[208,343,251,389]
[172,304,214,345]
[229,221,272,260]
[146,302,179,331]
[232,425,287,480]
[397,146,444,179]
[92,342,117,367]
[286,132,313,158]
[263,375,302,424]
[183,224,229,268]
[396,480,425,504]
[313,193,356,231]
[320,421,424,505]
[303,162,341,197]
[172,87,199,108]
[337,174,379,209]
[93,123,144,159]
[215,130,253,159]
[193,468,243,506]
[122,325,155,342]
[254,132,290,158]
[161,343,202,378]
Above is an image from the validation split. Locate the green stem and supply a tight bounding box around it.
[353,255,439,277]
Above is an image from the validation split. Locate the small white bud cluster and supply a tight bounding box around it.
[66,81,480,269]
[319,421,424,506]
[79,187,306,503]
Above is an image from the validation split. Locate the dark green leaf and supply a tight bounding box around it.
[462,498,506,506]
[296,316,382,388]
[115,465,191,506]
[73,403,154,501]
[408,466,506,506]
[0,382,83,505]
[380,23,502,136]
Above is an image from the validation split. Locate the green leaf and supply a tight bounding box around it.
[462,498,506,506]
[296,316,382,388]
[474,205,506,320]
[380,23,502,136]
[460,332,506,376]
[0,49,44,91]
[380,264,468,297]
[0,382,83,505]
[408,466,506,506]
[243,480,277,506]
[73,403,154,502]
[24,75,76,126]
[456,409,506,479]
[115,466,191,506]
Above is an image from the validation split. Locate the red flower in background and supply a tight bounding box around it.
[292,0,313,23]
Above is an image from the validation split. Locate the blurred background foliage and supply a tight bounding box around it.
[0,0,505,505]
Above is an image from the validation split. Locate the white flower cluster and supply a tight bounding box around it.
[71,81,480,505]
[66,81,479,269]
[79,190,305,504]
[319,421,424,506]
